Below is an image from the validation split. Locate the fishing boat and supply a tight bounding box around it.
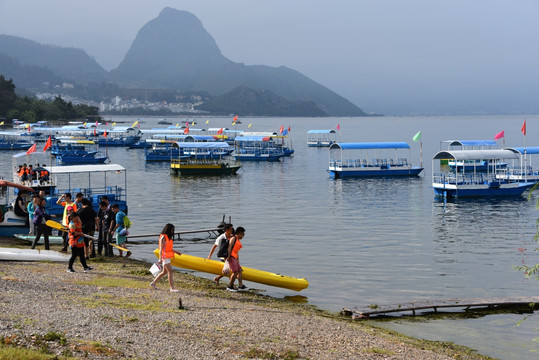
[0,247,70,262]
[432,149,535,198]
[328,142,424,178]
[0,180,34,237]
[170,142,241,175]
[234,136,285,161]
[12,152,128,215]
[307,129,337,147]
[153,249,308,291]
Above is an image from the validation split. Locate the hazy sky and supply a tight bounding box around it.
[1,0,538,115]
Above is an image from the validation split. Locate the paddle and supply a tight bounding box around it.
[46,220,129,252]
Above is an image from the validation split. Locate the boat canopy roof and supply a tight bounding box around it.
[235,136,272,142]
[153,134,216,141]
[329,142,410,150]
[143,129,188,134]
[172,142,231,149]
[42,164,126,174]
[208,127,229,132]
[433,149,519,160]
[503,147,539,155]
[307,129,336,134]
[241,131,278,136]
[443,140,497,147]
[58,139,95,144]
[0,131,29,137]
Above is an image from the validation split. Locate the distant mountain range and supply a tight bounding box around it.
[0,7,366,117]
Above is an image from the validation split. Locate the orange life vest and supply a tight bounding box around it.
[230,236,242,258]
[69,220,84,248]
[160,234,174,259]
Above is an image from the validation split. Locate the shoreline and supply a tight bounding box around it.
[0,241,492,359]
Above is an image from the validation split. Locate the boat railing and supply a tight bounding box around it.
[433,172,509,185]
[330,158,412,169]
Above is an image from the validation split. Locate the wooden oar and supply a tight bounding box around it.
[46,220,129,252]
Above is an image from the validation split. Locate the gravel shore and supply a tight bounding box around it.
[0,254,490,359]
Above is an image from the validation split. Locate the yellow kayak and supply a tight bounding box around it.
[153,249,308,291]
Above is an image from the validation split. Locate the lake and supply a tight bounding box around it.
[2,114,538,359]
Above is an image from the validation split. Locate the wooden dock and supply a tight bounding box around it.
[341,297,539,320]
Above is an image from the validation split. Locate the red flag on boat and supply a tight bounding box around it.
[26,143,37,155]
[93,128,97,136]
[337,124,341,131]
[103,130,107,138]
[288,126,291,132]
[279,125,284,134]
[42,136,52,152]
[494,130,504,140]
[521,120,527,135]
[95,121,98,126]
[217,128,223,135]
[184,126,189,134]
[233,115,238,123]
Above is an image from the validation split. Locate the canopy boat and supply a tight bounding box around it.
[0,132,33,150]
[496,147,539,182]
[12,152,128,215]
[170,142,241,175]
[307,129,337,147]
[432,149,535,198]
[98,126,141,147]
[439,139,499,166]
[54,140,108,165]
[328,142,424,179]
[0,180,34,237]
[145,140,182,162]
[234,136,285,161]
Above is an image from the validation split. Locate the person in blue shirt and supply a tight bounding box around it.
[109,204,131,257]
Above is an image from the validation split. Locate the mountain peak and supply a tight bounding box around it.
[112,8,230,86]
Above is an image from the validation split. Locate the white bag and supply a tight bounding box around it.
[149,262,162,277]
[222,260,230,276]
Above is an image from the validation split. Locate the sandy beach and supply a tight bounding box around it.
[0,247,491,359]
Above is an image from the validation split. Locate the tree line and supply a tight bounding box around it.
[0,75,99,123]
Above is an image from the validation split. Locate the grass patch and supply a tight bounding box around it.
[74,276,149,289]
[77,340,121,357]
[244,347,304,359]
[0,343,66,360]
[367,347,394,356]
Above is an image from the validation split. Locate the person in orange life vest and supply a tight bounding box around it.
[150,223,182,292]
[19,163,29,182]
[57,193,77,252]
[67,213,92,273]
[226,226,247,292]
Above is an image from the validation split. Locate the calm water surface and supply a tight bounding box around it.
[2,115,538,359]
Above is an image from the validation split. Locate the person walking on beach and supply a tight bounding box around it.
[27,193,39,235]
[67,213,92,273]
[96,200,113,257]
[31,197,51,250]
[109,204,131,257]
[226,226,247,292]
[76,198,97,259]
[57,193,76,252]
[150,223,182,292]
[207,223,234,285]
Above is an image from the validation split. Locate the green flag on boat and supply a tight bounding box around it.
[413,130,421,142]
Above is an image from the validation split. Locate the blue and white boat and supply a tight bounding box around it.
[328,142,423,179]
[432,149,534,198]
[98,126,141,147]
[0,132,33,150]
[54,140,108,165]
[12,152,128,215]
[307,129,337,147]
[234,136,285,161]
[497,147,539,182]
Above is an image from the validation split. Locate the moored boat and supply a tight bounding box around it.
[328,142,423,179]
[432,149,534,198]
[307,129,337,147]
[170,142,241,175]
[234,136,285,161]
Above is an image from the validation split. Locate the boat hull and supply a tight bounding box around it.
[0,247,70,262]
[171,163,241,175]
[329,167,424,179]
[433,182,535,198]
[154,250,308,291]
